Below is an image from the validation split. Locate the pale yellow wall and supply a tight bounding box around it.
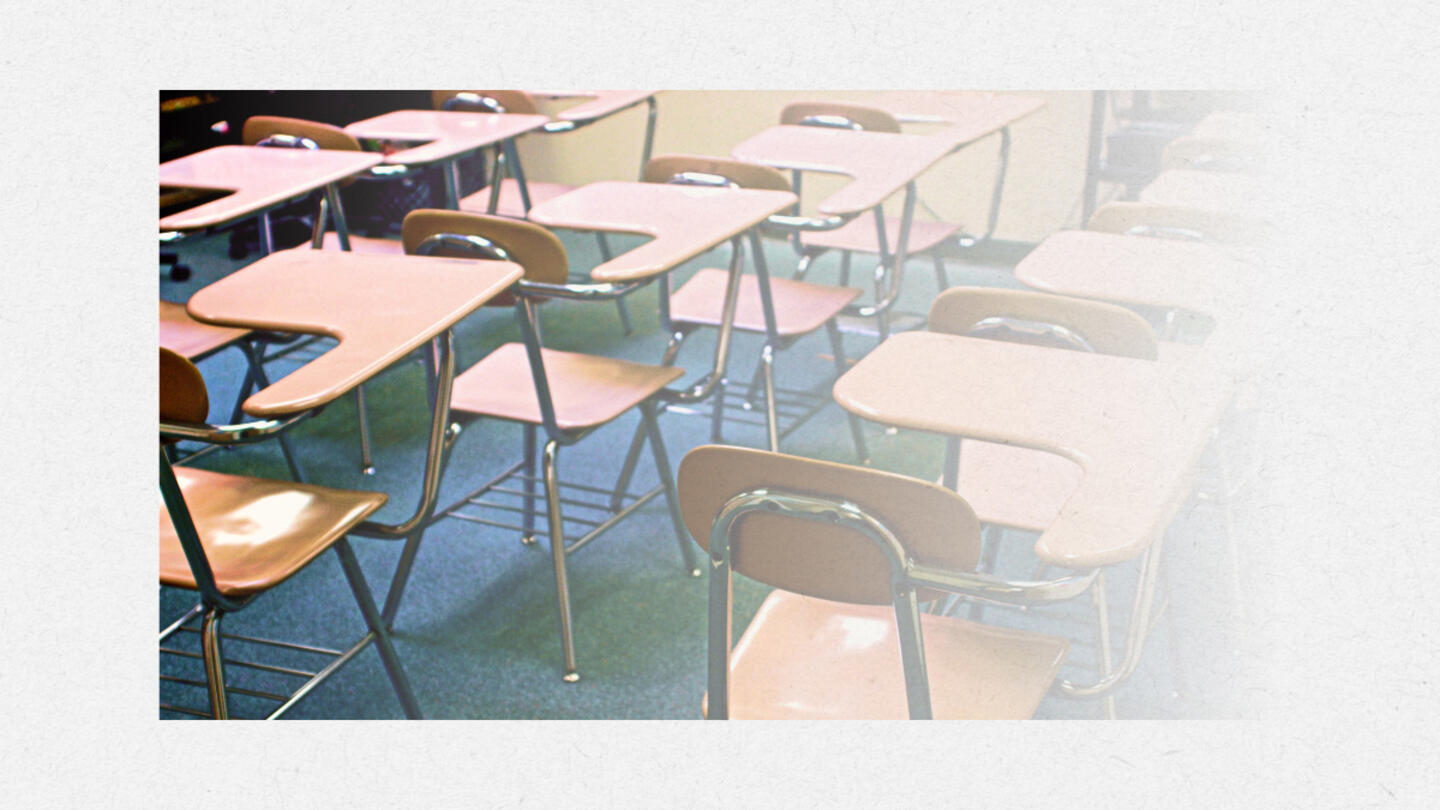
[510,91,1097,244]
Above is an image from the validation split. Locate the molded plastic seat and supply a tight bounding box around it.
[800,216,961,255]
[159,466,387,598]
[160,300,249,360]
[718,589,1068,720]
[449,343,683,431]
[668,268,861,337]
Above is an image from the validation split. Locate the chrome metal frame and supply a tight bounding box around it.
[159,325,460,719]
[159,419,425,719]
[705,487,1094,719]
[376,232,698,682]
[925,312,1170,717]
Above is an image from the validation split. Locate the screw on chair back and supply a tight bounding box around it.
[242,115,364,152]
[678,445,980,605]
[432,90,541,115]
[780,101,902,134]
[928,287,1159,361]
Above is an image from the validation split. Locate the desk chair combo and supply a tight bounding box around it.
[779,101,960,302]
[378,210,699,683]
[159,239,521,719]
[837,286,1221,718]
[159,349,421,719]
[435,90,660,335]
[925,288,1173,718]
[610,154,870,461]
[678,445,1082,719]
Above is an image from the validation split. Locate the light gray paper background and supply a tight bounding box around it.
[3,1,1436,806]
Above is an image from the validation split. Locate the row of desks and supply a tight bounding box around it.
[161,93,1248,690]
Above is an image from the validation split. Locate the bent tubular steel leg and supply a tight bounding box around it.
[380,527,427,631]
[641,400,700,576]
[983,127,1013,242]
[826,320,869,464]
[610,331,687,510]
[325,182,352,251]
[595,232,634,335]
[239,340,304,481]
[710,375,727,442]
[335,537,422,719]
[355,385,375,475]
[543,440,580,682]
[759,345,779,452]
[258,212,275,256]
[522,423,539,545]
[200,607,229,720]
[1091,570,1118,720]
[1059,534,1167,701]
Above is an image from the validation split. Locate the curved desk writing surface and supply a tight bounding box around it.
[342,110,550,166]
[833,330,1233,569]
[730,125,957,217]
[527,90,656,122]
[1016,230,1251,321]
[186,251,522,418]
[525,181,797,284]
[159,146,382,233]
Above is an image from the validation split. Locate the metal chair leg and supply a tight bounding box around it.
[967,525,1006,621]
[335,538,422,718]
[932,252,949,293]
[709,376,727,443]
[838,250,852,286]
[522,423,538,545]
[380,527,427,631]
[200,607,229,720]
[1091,570,1118,720]
[641,400,700,576]
[355,385,375,475]
[610,420,648,513]
[793,250,815,281]
[611,333,686,510]
[239,340,304,481]
[826,320,869,464]
[614,297,635,336]
[741,356,766,410]
[542,440,580,682]
[595,232,634,336]
[760,345,779,452]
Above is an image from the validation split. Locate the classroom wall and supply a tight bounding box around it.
[509,91,1096,244]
